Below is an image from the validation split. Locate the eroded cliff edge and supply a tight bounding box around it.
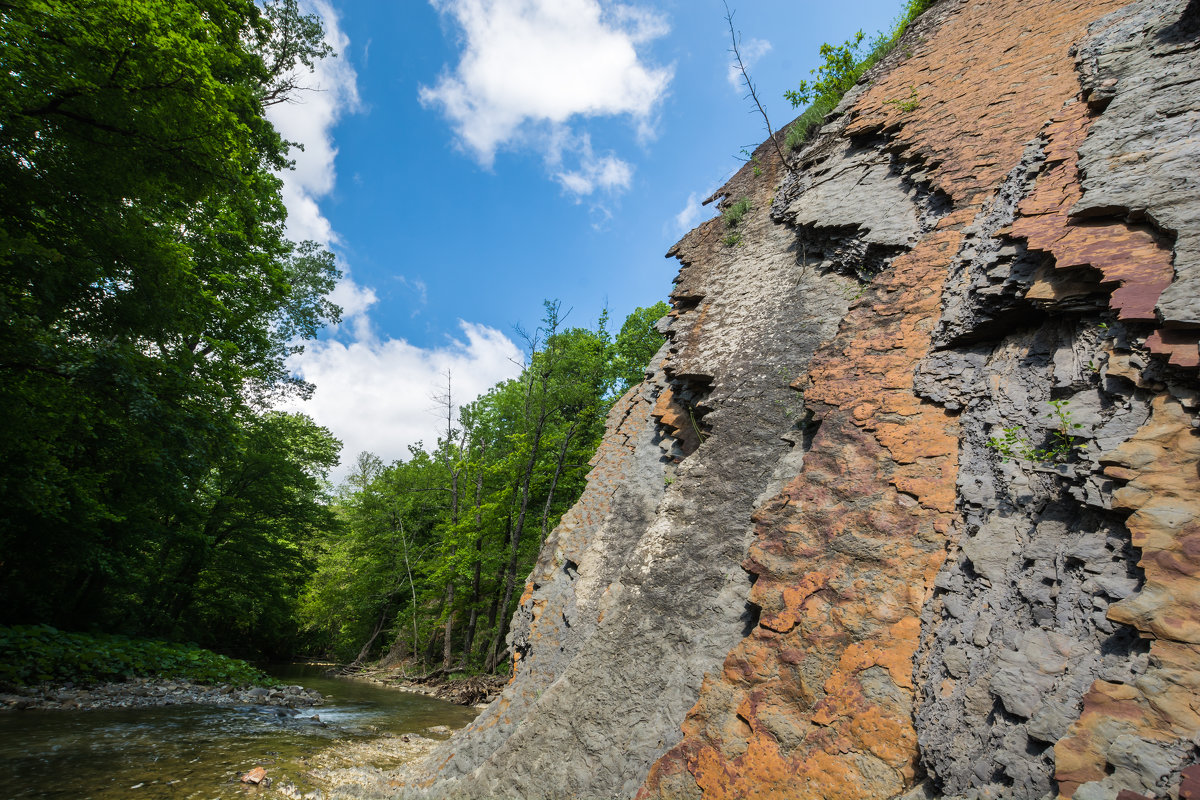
[338,0,1200,797]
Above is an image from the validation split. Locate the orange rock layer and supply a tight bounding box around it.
[1009,104,1190,367]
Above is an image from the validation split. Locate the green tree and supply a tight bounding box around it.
[610,301,671,394]
[0,0,342,637]
[159,412,341,655]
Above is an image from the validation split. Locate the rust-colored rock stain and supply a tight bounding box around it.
[1008,103,1193,367]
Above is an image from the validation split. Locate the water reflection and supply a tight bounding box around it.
[0,665,476,799]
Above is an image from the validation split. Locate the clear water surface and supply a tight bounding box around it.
[0,665,476,799]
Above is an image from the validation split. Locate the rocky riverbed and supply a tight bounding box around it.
[0,676,324,711]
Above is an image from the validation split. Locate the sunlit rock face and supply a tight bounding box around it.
[372,1,1200,798]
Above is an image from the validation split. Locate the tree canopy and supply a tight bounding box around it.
[0,0,342,652]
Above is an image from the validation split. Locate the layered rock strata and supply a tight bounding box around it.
[363,0,1200,798]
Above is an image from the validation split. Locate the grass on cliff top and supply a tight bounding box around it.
[784,0,937,151]
[0,625,274,690]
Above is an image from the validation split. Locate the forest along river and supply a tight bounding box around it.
[0,665,477,799]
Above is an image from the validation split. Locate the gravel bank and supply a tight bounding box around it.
[0,676,324,711]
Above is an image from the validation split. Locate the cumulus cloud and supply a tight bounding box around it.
[265,1,378,338]
[266,0,361,247]
[420,0,672,194]
[674,191,707,234]
[267,4,525,482]
[672,181,723,236]
[554,134,633,198]
[326,277,378,341]
[284,323,525,483]
[727,37,772,91]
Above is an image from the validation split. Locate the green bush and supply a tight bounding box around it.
[723,197,752,229]
[0,625,273,690]
[784,0,936,149]
[721,197,752,247]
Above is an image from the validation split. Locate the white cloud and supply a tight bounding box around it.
[674,191,705,234]
[554,133,633,198]
[267,4,525,484]
[327,277,378,341]
[265,2,376,340]
[420,0,672,194]
[397,276,429,307]
[266,0,362,247]
[727,37,771,92]
[285,322,525,483]
[673,182,723,236]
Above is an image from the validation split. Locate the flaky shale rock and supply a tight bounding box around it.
[350,1,1200,798]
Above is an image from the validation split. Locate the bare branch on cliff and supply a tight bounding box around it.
[724,2,788,170]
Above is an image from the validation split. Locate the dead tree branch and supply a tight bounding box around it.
[724,2,788,169]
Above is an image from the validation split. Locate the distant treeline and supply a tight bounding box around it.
[303,301,669,673]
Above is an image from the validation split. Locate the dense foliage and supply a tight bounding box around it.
[302,301,671,673]
[0,0,341,655]
[0,625,271,689]
[783,0,936,149]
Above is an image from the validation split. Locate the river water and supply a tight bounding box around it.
[0,666,477,799]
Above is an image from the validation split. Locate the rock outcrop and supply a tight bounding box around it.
[366,0,1200,798]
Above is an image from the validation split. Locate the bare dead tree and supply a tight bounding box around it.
[433,369,468,671]
[724,2,788,169]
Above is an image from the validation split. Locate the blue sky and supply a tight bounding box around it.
[272,0,901,479]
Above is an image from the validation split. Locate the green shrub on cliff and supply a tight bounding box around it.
[784,0,937,149]
[0,625,272,689]
[722,197,752,246]
[723,197,752,229]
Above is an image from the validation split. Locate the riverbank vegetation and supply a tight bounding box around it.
[0,626,271,689]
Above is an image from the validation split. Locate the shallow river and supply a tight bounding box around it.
[0,666,477,799]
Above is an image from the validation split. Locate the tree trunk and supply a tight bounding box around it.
[349,605,390,669]
[460,466,485,668]
[539,419,580,543]
[442,582,455,670]
[396,512,420,668]
[483,515,511,668]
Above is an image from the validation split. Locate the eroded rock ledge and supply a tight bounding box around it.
[367,1,1200,798]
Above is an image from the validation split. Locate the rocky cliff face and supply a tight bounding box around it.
[370,0,1200,798]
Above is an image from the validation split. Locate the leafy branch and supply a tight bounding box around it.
[783,0,936,151]
[987,400,1088,465]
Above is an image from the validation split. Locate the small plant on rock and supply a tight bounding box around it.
[722,197,752,247]
[987,400,1087,465]
[723,196,752,227]
[884,86,920,112]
